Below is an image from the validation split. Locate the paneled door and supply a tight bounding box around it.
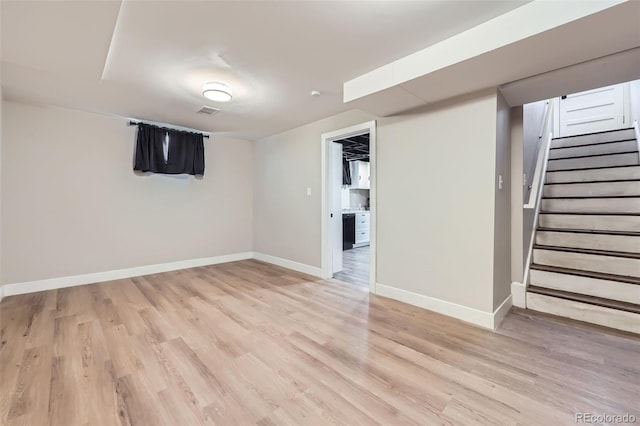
[558,84,625,137]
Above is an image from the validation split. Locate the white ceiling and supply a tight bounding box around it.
[1,0,529,140]
[343,0,640,115]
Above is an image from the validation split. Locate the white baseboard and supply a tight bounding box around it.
[1,251,323,299]
[252,252,323,278]
[2,252,254,297]
[493,294,513,329]
[376,283,512,330]
[511,281,527,308]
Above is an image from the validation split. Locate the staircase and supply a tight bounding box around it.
[526,127,640,334]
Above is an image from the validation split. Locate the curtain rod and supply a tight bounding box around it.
[128,121,210,139]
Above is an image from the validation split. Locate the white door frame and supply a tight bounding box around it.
[321,120,377,294]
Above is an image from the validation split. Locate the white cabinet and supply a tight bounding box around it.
[354,212,370,247]
[349,161,370,189]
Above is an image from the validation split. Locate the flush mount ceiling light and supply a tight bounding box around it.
[202,82,233,102]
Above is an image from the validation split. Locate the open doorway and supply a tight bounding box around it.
[334,135,370,286]
[321,121,376,293]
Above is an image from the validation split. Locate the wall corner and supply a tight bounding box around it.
[511,281,527,308]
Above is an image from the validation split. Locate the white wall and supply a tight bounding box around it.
[254,89,504,316]
[1,101,254,285]
[253,109,373,266]
[4,90,510,324]
[493,91,511,309]
[376,90,498,313]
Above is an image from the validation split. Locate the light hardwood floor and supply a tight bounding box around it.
[333,246,369,287]
[1,259,639,425]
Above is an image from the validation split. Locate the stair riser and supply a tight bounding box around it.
[547,153,639,171]
[533,249,640,278]
[541,198,640,214]
[546,166,640,184]
[543,181,640,198]
[548,140,638,160]
[538,214,640,233]
[550,129,636,149]
[526,292,640,334]
[536,231,640,254]
[529,269,640,304]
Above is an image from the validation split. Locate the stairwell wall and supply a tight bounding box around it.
[523,101,547,203]
[493,91,512,310]
[0,84,3,300]
[510,106,525,284]
[521,101,553,284]
[630,79,640,125]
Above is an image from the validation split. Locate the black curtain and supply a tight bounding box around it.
[134,123,205,175]
[342,159,352,185]
[133,124,166,173]
[166,129,205,175]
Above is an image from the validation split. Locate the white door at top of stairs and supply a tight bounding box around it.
[558,84,626,137]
